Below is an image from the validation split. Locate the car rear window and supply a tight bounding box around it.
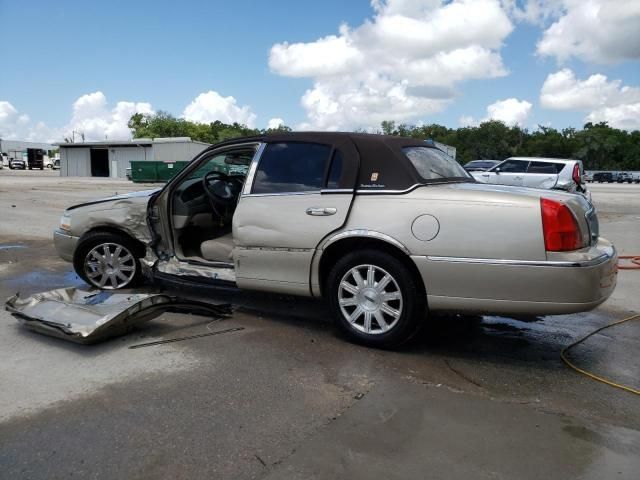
[466,161,496,168]
[403,147,471,182]
[527,161,565,174]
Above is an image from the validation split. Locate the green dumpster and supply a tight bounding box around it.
[130,161,190,183]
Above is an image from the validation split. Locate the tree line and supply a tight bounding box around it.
[128,112,640,170]
[127,111,291,146]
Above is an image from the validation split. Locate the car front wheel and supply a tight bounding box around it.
[327,249,426,348]
[73,232,143,289]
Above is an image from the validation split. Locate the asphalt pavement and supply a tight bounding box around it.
[0,174,638,479]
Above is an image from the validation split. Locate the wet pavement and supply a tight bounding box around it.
[0,179,639,479]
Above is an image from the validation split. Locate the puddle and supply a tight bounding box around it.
[0,244,28,251]
[3,270,84,291]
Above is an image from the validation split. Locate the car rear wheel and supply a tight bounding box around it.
[327,249,426,348]
[73,232,143,290]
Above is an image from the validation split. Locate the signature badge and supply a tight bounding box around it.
[371,172,379,181]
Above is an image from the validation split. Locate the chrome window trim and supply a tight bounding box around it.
[321,188,354,194]
[426,249,615,268]
[242,142,266,195]
[354,181,473,195]
[242,188,355,198]
[355,184,421,195]
[322,230,410,255]
[242,191,320,198]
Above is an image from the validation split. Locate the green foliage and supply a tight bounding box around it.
[378,120,640,170]
[128,112,639,170]
[128,111,292,145]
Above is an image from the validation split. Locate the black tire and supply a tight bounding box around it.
[73,231,144,289]
[327,249,426,348]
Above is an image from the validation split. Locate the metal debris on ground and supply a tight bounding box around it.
[5,287,232,344]
[128,327,244,349]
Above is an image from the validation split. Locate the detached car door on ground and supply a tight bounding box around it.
[233,141,356,295]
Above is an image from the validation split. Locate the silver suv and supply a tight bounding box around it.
[53,134,616,348]
[472,157,590,200]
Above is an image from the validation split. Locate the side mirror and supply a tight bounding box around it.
[494,167,501,174]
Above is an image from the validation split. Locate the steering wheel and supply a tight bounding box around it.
[202,171,237,207]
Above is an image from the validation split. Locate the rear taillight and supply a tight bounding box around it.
[572,163,581,184]
[540,198,584,251]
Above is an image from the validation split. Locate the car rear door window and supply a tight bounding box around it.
[497,160,527,173]
[527,161,564,174]
[252,142,331,194]
[326,150,344,189]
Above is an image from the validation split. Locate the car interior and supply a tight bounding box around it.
[169,147,256,265]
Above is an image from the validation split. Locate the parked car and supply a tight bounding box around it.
[53,133,617,348]
[593,172,614,183]
[9,158,26,170]
[463,160,500,172]
[616,172,633,183]
[584,172,593,183]
[53,159,60,170]
[472,157,590,200]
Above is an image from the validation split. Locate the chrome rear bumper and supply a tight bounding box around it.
[414,239,617,315]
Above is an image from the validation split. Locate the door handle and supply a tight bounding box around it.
[306,207,337,216]
[514,176,523,180]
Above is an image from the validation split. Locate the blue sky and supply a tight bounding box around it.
[1,0,638,141]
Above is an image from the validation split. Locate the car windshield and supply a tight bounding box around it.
[186,151,252,180]
[403,147,472,182]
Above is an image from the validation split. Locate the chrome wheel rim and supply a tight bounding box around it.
[84,243,136,289]
[338,264,403,335]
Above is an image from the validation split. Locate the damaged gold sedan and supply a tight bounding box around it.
[53,133,617,348]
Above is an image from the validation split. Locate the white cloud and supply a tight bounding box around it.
[460,97,532,127]
[269,0,513,130]
[458,115,478,127]
[68,92,154,141]
[0,101,62,142]
[540,69,640,130]
[586,104,640,131]
[269,32,363,77]
[182,91,257,127]
[485,98,532,126]
[1,89,260,143]
[1,93,154,143]
[267,117,285,129]
[0,101,20,138]
[505,0,640,63]
[501,0,564,24]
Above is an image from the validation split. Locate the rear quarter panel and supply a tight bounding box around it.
[341,184,548,261]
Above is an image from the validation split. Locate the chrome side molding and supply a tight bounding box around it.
[426,249,615,268]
